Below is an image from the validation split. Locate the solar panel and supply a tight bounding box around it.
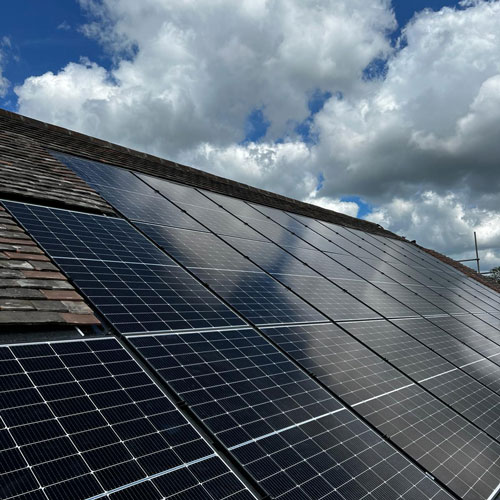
[4,202,246,334]
[190,268,326,326]
[137,173,218,210]
[223,236,351,278]
[175,203,267,242]
[373,282,446,316]
[330,279,417,319]
[261,323,411,406]
[428,315,500,361]
[274,274,381,321]
[1,337,254,500]
[452,314,500,344]
[354,383,500,499]
[130,328,452,500]
[136,223,257,272]
[341,320,500,440]
[51,151,156,197]
[129,221,330,328]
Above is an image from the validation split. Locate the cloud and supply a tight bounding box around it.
[12,0,500,268]
[57,21,71,31]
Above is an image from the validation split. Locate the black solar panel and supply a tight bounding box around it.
[136,223,257,272]
[275,274,381,321]
[131,329,452,500]
[354,383,500,500]
[1,337,254,500]
[331,279,417,319]
[51,151,153,196]
[190,268,325,326]
[342,320,500,441]
[176,203,267,242]
[5,202,246,334]
[262,323,411,406]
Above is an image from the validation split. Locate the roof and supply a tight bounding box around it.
[2,107,500,500]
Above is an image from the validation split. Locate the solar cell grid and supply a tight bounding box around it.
[404,285,468,315]
[373,282,445,316]
[248,205,352,254]
[3,202,173,266]
[61,260,246,334]
[201,191,271,222]
[331,279,417,319]
[1,337,253,500]
[393,318,485,367]
[234,217,315,251]
[453,314,500,344]
[477,313,500,331]
[94,185,207,232]
[137,173,218,210]
[223,236,325,277]
[449,286,500,312]
[132,330,453,500]
[275,273,381,321]
[355,383,500,500]
[428,315,500,361]
[176,202,267,242]
[191,268,325,326]
[293,218,383,261]
[261,323,412,406]
[342,320,500,442]
[131,329,342,448]
[136,223,256,272]
[341,320,453,382]
[320,222,401,262]
[51,151,154,196]
[230,408,452,500]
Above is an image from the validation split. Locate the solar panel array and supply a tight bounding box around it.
[2,150,500,499]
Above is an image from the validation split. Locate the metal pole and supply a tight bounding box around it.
[474,231,480,273]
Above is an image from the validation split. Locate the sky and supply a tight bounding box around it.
[0,0,499,272]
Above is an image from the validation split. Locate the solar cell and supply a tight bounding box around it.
[94,186,207,232]
[355,383,500,500]
[1,337,254,500]
[5,202,246,334]
[131,329,342,448]
[374,282,446,316]
[51,151,157,197]
[3,202,173,266]
[131,329,453,500]
[175,202,268,242]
